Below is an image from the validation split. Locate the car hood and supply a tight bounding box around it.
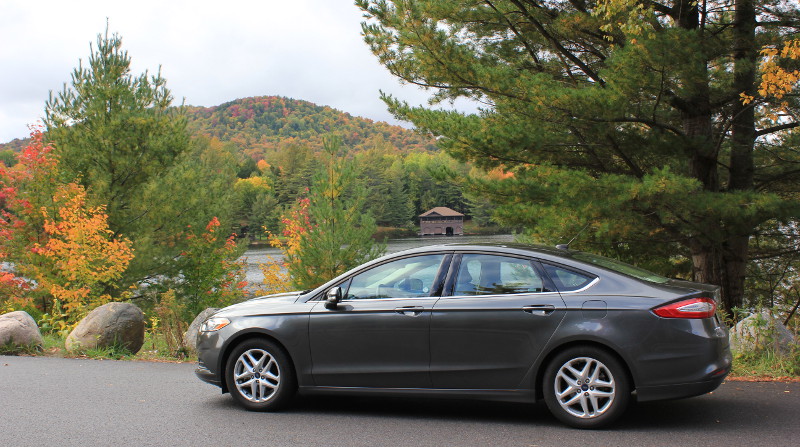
[216,291,305,317]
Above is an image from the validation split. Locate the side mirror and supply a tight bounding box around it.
[325,286,342,310]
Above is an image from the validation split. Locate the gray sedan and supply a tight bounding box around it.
[195,243,731,428]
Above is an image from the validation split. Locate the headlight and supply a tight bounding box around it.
[200,317,230,332]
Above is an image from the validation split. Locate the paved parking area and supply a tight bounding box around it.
[1,355,797,446]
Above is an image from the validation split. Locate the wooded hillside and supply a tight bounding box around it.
[1,95,438,160]
[183,96,437,159]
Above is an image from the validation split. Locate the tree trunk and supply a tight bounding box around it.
[691,241,721,287]
[714,0,758,316]
[685,0,757,317]
[720,235,749,315]
[730,0,756,192]
[690,237,747,318]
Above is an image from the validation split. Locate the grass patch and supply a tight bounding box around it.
[73,342,136,360]
[0,341,41,355]
[728,308,799,380]
[40,333,67,356]
[135,331,194,362]
[731,348,800,379]
[2,331,195,363]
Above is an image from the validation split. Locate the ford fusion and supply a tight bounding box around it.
[195,243,731,428]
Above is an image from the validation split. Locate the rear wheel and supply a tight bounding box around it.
[226,339,296,411]
[543,346,630,429]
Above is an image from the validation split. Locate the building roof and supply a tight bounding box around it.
[419,206,464,218]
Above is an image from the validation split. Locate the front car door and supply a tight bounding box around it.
[430,252,569,389]
[309,253,450,388]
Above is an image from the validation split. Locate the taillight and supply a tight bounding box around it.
[652,297,716,319]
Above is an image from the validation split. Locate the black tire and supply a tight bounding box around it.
[543,346,630,429]
[225,339,297,411]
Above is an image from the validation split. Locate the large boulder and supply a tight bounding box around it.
[730,310,797,355]
[66,302,145,354]
[0,311,43,349]
[183,308,219,354]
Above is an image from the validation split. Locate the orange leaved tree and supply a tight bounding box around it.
[36,182,134,319]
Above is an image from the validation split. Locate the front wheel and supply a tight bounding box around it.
[543,346,630,429]
[226,339,296,411]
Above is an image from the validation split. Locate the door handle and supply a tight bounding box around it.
[395,306,424,316]
[522,305,555,316]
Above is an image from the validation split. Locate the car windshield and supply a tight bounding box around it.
[572,252,670,284]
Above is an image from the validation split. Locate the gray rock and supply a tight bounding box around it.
[183,308,219,353]
[730,310,797,355]
[0,311,43,348]
[66,302,144,354]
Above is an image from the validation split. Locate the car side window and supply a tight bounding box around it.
[542,263,595,292]
[345,254,445,300]
[453,254,546,296]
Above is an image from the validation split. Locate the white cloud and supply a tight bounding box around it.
[0,0,478,143]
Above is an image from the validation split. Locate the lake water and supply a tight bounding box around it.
[241,233,516,285]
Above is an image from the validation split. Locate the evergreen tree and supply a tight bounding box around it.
[269,143,316,205]
[355,148,395,225]
[287,136,385,289]
[404,152,470,216]
[384,159,415,226]
[44,29,239,295]
[0,150,15,167]
[357,0,800,315]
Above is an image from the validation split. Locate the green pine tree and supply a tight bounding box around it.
[288,136,386,289]
[357,0,800,315]
[44,29,239,297]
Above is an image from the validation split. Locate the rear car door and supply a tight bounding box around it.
[430,252,567,389]
[309,253,450,388]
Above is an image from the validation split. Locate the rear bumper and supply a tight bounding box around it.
[635,370,728,402]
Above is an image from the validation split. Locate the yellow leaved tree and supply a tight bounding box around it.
[37,182,134,319]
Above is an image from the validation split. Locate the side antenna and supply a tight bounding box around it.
[556,223,591,250]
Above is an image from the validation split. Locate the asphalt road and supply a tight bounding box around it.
[0,355,797,447]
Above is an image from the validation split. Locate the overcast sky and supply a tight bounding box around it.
[0,0,476,143]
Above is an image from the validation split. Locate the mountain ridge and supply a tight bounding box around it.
[0,95,436,157]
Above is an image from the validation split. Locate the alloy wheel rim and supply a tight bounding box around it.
[233,348,281,403]
[554,356,616,419]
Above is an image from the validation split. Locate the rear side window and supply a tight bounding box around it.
[542,263,595,292]
[453,254,547,296]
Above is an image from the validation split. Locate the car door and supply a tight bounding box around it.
[309,253,450,388]
[430,252,567,389]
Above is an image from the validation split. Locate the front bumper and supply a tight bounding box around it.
[195,362,222,387]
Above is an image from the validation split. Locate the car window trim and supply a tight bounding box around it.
[340,296,443,303]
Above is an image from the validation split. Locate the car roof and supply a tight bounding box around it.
[303,241,702,301]
[392,242,582,263]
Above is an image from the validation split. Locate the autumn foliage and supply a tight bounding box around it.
[0,127,58,311]
[758,40,800,100]
[177,216,247,319]
[37,183,134,317]
[183,96,437,160]
[259,197,312,294]
[0,128,133,321]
